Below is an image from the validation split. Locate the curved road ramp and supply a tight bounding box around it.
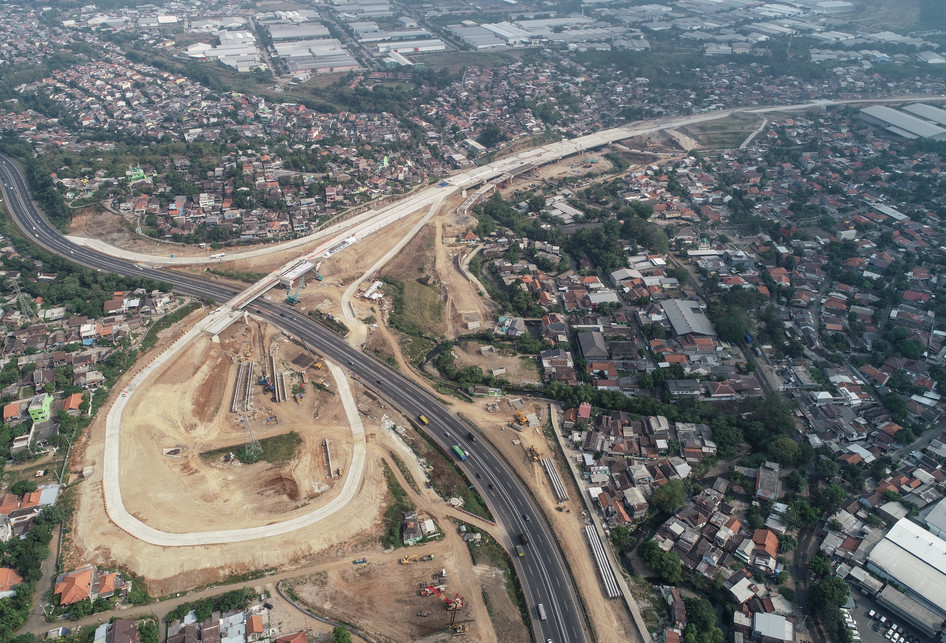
[102,312,367,545]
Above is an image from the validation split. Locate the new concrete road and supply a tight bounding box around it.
[0,153,590,643]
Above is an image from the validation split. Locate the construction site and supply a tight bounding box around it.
[62,155,649,640]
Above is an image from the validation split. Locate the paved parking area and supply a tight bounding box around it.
[848,593,934,643]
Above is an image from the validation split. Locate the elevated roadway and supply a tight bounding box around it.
[0,152,591,643]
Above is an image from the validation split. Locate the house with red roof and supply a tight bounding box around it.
[0,567,22,598]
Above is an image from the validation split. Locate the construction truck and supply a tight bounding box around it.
[514,410,527,426]
[450,624,468,635]
[527,446,541,462]
[400,555,419,565]
[421,554,435,562]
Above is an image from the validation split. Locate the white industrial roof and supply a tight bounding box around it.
[752,613,793,642]
[860,105,946,139]
[868,517,946,614]
[902,103,946,128]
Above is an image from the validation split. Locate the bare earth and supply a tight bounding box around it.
[65,163,639,638]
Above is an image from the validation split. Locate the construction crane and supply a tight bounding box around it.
[286,273,305,305]
[514,410,528,426]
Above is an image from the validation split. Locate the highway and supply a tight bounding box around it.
[0,152,590,643]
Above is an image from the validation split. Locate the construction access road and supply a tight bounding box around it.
[0,153,591,643]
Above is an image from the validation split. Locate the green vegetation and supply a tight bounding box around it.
[138,620,158,643]
[139,302,202,351]
[385,278,443,338]
[307,310,350,337]
[465,523,532,628]
[684,597,724,643]
[207,269,267,283]
[808,576,851,641]
[0,506,66,639]
[389,452,421,494]
[332,628,353,643]
[565,218,668,276]
[381,460,415,549]
[650,479,687,515]
[166,588,256,624]
[401,424,492,522]
[639,540,682,584]
[200,431,302,465]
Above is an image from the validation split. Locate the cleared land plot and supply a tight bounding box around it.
[682,113,766,150]
[453,342,541,385]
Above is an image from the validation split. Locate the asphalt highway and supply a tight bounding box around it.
[0,153,590,643]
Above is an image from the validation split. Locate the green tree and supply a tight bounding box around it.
[9,480,37,496]
[70,599,93,618]
[611,525,633,551]
[477,124,505,148]
[138,621,158,643]
[683,597,724,643]
[640,540,682,584]
[651,479,687,515]
[814,485,848,516]
[814,458,839,480]
[808,576,849,614]
[810,550,831,578]
[786,469,807,492]
[768,436,800,465]
[332,627,353,643]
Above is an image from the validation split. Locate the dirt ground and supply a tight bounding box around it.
[434,221,495,340]
[116,325,354,531]
[66,311,378,595]
[286,451,525,643]
[452,342,540,386]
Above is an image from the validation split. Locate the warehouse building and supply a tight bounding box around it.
[875,585,944,639]
[375,39,445,54]
[268,23,331,41]
[859,105,946,140]
[449,25,506,49]
[867,518,946,623]
[901,102,946,128]
[660,299,717,338]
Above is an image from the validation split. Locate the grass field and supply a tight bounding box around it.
[412,50,524,73]
[387,278,444,339]
[200,431,302,465]
[683,113,766,150]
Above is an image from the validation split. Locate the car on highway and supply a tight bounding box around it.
[348,360,354,365]
[524,514,530,521]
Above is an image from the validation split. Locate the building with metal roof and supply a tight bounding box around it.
[901,102,946,128]
[867,518,946,618]
[859,105,946,140]
[927,497,946,541]
[875,585,944,637]
[751,613,793,642]
[661,299,717,337]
